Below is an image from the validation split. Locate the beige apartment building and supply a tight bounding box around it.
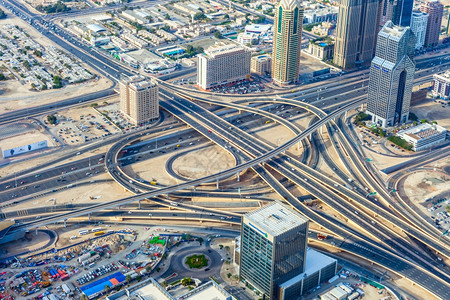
[120,75,159,125]
[197,43,251,90]
[251,54,272,75]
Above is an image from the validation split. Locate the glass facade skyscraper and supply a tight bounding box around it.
[239,202,308,299]
[391,0,414,26]
[271,0,304,86]
[367,21,416,128]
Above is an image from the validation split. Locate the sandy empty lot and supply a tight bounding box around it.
[403,169,450,203]
[172,145,236,180]
[411,98,450,129]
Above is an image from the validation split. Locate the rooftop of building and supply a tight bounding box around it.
[129,80,156,91]
[244,202,308,237]
[279,248,337,288]
[279,0,301,10]
[245,24,272,33]
[106,278,173,300]
[86,23,107,33]
[178,281,231,300]
[434,70,450,80]
[251,54,271,62]
[398,123,447,141]
[203,42,247,58]
[380,21,409,40]
[106,279,230,300]
[412,11,428,17]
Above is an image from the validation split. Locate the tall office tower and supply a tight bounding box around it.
[333,0,380,70]
[197,43,251,90]
[271,0,303,86]
[420,0,443,47]
[120,75,159,125]
[239,202,308,299]
[391,0,414,26]
[411,12,429,49]
[366,21,415,128]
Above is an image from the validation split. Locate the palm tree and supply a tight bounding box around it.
[125,275,132,283]
[104,284,110,294]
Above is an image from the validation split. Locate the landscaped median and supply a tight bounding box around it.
[185,254,208,269]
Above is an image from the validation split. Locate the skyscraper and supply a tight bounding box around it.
[239,202,308,299]
[411,12,429,49]
[333,0,380,70]
[272,0,303,86]
[366,21,415,128]
[120,75,159,125]
[391,0,414,26]
[420,0,443,47]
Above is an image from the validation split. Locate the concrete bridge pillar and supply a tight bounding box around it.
[237,172,240,182]
[194,186,196,191]
[139,200,141,210]
[64,219,66,228]
[320,126,323,135]
[216,179,219,189]
[88,214,91,221]
[166,193,169,199]
[345,111,348,119]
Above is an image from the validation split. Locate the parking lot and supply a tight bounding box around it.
[46,104,121,146]
[207,79,268,94]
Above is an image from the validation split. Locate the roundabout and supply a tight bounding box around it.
[160,245,222,280]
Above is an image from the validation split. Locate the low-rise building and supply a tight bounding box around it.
[106,277,231,300]
[311,21,334,36]
[397,123,447,151]
[121,33,148,48]
[278,249,338,299]
[237,32,259,46]
[251,54,271,75]
[307,40,334,60]
[432,70,450,99]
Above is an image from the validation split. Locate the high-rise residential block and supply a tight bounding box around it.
[432,70,450,99]
[366,21,415,128]
[411,12,429,49]
[272,0,304,86]
[239,202,309,299]
[333,0,380,70]
[420,0,443,47]
[197,43,251,90]
[120,75,159,125]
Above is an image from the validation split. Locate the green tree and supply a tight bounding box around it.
[104,285,110,294]
[34,49,42,57]
[165,13,171,20]
[214,31,223,39]
[420,119,428,124]
[90,103,98,107]
[0,73,6,81]
[227,273,232,278]
[125,275,132,283]
[181,277,193,286]
[47,114,57,124]
[194,12,206,20]
[53,75,63,89]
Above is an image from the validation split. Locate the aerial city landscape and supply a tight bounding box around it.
[0,0,449,299]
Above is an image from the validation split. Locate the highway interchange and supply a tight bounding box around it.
[1,0,450,298]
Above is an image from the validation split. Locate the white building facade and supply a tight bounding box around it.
[197,43,251,90]
[410,12,428,49]
[432,70,450,99]
[397,123,447,151]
